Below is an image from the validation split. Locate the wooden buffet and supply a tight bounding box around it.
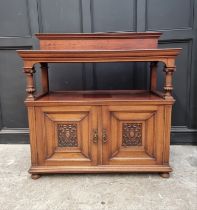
[17,32,181,179]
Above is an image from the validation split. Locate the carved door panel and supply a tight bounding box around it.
[35,106,98,166]
[102,105,164,165]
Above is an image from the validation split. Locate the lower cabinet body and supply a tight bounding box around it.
[27,102,173,178]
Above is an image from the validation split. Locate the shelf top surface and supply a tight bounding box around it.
[18,48,181,54]
[35,32,162,39]
[26,90,174,105]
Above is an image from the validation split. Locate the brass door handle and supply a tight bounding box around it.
[102,129,107,143]
[92,129,98,144]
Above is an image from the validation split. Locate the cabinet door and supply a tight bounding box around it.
[35,106,98,166]
[102,105,165,165]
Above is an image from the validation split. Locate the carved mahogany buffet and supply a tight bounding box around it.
[17,32,181,179]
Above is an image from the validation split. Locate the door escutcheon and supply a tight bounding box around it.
[102,128,107,143]
[92,129,98,144]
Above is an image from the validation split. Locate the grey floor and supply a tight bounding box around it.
[0,145,196,210]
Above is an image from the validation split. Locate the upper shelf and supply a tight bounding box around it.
[17,32,181,67]
[17,48,181,64]
[35,32,162,50]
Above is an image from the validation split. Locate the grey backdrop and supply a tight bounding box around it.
[0,0,196,144]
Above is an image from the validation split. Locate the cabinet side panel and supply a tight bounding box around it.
[27,106,38,166]
[154,106,165,164]
[34,107,47,164]
[163,105,173,164]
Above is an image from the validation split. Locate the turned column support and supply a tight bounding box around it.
[24,66,36,101]
[163,65,176,100]
[40,62,49,94]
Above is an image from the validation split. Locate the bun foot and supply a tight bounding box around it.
[31,174,41,180]
[160,172,170,178]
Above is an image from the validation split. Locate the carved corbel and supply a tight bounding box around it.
[150,61,158,91]
[23,66,36,100]
[40,62,49,94]
[163,65,176,100]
